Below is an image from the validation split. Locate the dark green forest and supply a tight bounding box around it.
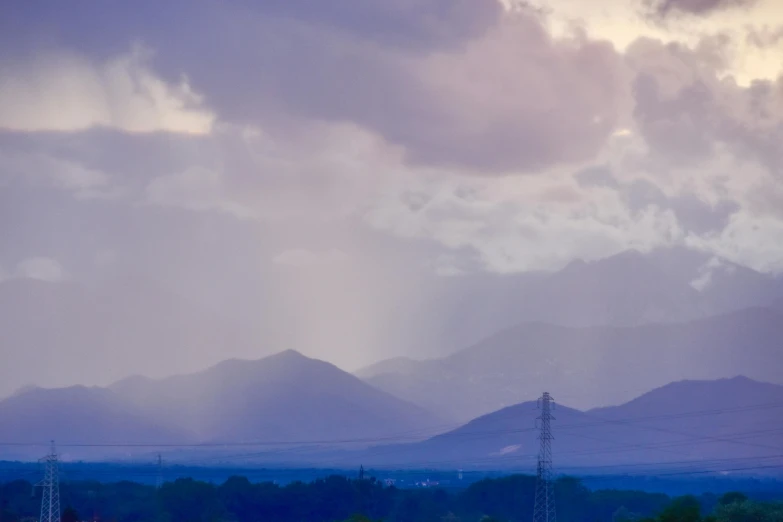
[1,474,781,522]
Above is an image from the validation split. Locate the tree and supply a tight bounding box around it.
[657,495,701,522]
[62,506,80,522]
[613,506,638,522]
[714,500,783,522]
[158,478,227,522]
[718,493,748,507]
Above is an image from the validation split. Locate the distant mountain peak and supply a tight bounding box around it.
[9,384,40,398]
[588,374,783,417]
[109,374,155,394]
[561,258,587,271]
[268,349,308,360]
[651,374,763,390]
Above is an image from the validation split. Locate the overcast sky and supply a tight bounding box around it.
[1,0,782,383]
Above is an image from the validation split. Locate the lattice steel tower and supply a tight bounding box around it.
[156,454,164,489]
[533,392,556,522]
[36,440,61,522]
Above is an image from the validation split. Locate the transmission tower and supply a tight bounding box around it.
[36,441,61,522]
[533,392,556,522]
[156,454,164,490]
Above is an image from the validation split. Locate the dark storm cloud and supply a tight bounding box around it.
[1,0,624,173]
[0,0,500,55]
[246,0,502,49]
[644,0,758,18]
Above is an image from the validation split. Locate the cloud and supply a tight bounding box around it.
[687,212,783,273]
[2,1,627,173]
[622,179,739,234]
[644,0,759,18]
[2,0,783,279]
[746,25,783,48]
[15,257,67,282]
[145,166,256,220]
[0,147,114,200]
[627,37,783,174]
[429,253,472,277]
[364,171,686,273]
[575,166,621,189]
[249,0,502,50]
[177,7,626,173]
[273,248,350,268]
[401,15,626,171]
[689,255,736,291]
[0,46,214,134]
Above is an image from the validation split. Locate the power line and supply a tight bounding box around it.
[1,401,781,450]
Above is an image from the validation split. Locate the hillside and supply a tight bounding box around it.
[3,247,782,398]
[363,308,783,422]
[0,351,443,461]
[110,350,442,445]
[0,386,190,460]
[361,376,783,471]
[356,247,783,369]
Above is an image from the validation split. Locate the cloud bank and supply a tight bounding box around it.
[1,0,782,377]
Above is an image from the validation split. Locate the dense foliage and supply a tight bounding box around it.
[0,474,780,522]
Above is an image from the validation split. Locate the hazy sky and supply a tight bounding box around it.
[1,0,782,383]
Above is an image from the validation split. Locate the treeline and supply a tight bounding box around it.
[0,474,781,522]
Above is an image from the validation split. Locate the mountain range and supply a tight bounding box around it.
[0,351,440,461]
[400,247,783,358]
[359,307,783,422]
[2,245,782,471]
[360,376,783,472]
[2,246,782,399]
[2,348,782,477]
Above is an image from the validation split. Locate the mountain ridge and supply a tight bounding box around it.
[362,306,783,421]
[358,376,783,471]
[0,350,443,460]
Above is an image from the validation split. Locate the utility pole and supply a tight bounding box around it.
[533,392,556,522]
[36,441,61,522]
[156,454,164,490]
[358,465,365,481]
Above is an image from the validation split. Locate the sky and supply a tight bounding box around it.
[1,0,782,386]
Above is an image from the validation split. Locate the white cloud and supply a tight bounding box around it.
[0,46,214,134]
[686,213,783,273]
[15,257,67,282]
[0,149,114,198]
[690,256,726,290]
[145,166,257,220]
[430,254,467,277]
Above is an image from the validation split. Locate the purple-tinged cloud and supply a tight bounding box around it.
[627,38,783,174]
[1,0,625,173]
[644,0,758,18]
